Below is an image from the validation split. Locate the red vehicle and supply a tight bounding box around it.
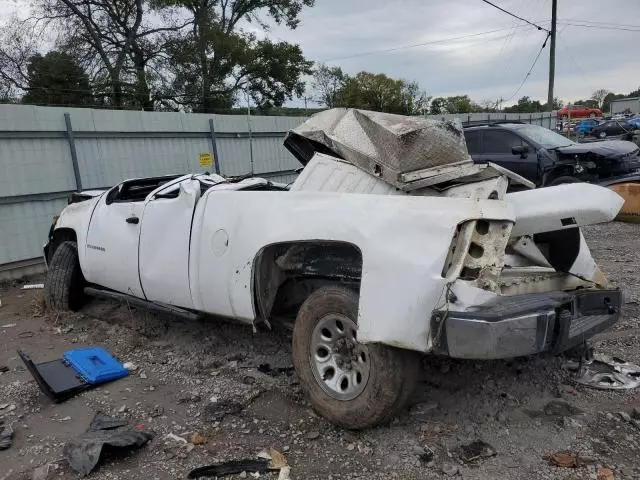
[557,104,602,119]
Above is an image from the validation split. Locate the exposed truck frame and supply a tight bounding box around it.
[43,109,624,429]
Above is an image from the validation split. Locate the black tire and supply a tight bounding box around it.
[547,176,581,187]
[599,131,607,138]
[589,112,597,118]
[45,241,85,311]
[292,286,419,429]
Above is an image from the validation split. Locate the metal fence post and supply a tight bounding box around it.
[208,118,221,174]
[64,112,83,191]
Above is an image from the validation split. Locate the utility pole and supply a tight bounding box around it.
[547,0,557,111]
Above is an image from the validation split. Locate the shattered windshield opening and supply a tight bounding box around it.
[511,124,575,149]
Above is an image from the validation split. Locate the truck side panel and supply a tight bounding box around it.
[189,190,514,352]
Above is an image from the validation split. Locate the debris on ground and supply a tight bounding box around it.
[1,323,16,328]
[122,361,138,371]
[164,433,188,446]
[0,420,13,450]
[63,412,152,475]
[188,459,270,478]
[163,432,194,458]
[203,399,245,421]
[417,444,435,463]
[190,433,207,445]
[189,448,289,479]
[257,448,288,470]
[572,353,640,390]
[543,399,584,417]
[455,440,497,464]
[22,284,44,290]
[20,347,128,402]
[596,467,615,480]
[0,365,8,373]
[548,451,584,468]
[277,465,292,480]
[441,463,460,476]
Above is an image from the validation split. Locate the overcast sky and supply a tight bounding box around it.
[268,0,640,106]
[2,0,639,107]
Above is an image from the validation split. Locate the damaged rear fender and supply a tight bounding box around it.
[190,190,515,353]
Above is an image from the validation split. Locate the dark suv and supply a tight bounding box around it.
[463,122,640,186]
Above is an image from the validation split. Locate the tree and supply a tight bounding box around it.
[32,0,189,110]
[429,97,447,115]
[158,0,314,112]
[504,96,544,113]
[479,99,500,112]
[21,51,92,106]
[312,63,346,108]
[590,89,611,109]
[334,72,428,115]
[428,95,479,114]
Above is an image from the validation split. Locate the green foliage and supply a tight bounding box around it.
[338,72,428,115]
[429,95,481,114]
[312,64,347,108]
[161,0,314,112]
[312,67,429,115]
[504,96,544,113]
[21,51,92,106]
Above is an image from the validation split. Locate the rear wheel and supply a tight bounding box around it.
[599,131,607,138]
[589,112,597,118]
[292,286,418,429]
[45,241,85,311]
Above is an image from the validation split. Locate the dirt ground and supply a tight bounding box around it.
[1,222,639,480]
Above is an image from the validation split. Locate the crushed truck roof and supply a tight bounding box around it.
[284,108,533,191]
[284,108,470,187]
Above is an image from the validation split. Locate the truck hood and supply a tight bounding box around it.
[556,140,639,158]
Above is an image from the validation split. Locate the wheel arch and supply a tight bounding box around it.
[46,227,78,263]
[252,240,363,322]
[543,166,577,186]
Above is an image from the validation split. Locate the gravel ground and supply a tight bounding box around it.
[1,221,639,480]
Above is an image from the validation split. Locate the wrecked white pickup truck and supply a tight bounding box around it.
[44,109,624,429]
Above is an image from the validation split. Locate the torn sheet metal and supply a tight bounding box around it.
[572,353,640,390]
[283,108,471,189]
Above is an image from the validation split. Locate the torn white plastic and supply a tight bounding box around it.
[507,183,624,237]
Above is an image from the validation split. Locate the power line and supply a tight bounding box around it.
[557,22,640,32]
[479,0,550,32]
[559,19,640,29]
[503,32,551,102]
[320,25,541,62]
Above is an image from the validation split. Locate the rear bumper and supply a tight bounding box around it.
[434,289,621,359]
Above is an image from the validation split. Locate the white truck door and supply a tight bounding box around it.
[83,186,146,297]
[138,179,201,309]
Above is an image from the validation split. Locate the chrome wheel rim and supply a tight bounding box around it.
[310,313,370,401]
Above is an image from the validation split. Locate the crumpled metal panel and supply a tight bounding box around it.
[285,108,471,189]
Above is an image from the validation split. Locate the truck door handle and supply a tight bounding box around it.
[126,216,139,224]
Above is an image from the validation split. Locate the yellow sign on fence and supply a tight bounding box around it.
[199,152,213,168]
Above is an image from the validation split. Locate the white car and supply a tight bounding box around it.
[44,109,624,429]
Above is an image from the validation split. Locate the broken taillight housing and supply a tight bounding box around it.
[442,219,513,291]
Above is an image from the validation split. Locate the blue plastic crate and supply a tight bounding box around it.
[63,347,128,385]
